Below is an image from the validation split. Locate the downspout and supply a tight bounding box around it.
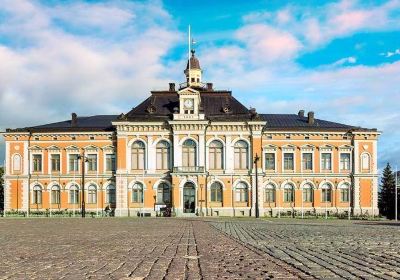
[247,121,254,216]
[167,121,175,215]
[350,129,355,216]
[203,120,211,216]
[27,130,32,217]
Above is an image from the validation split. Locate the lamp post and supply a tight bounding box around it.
[396,167,398,222]
[254,153,260,218]
[78,153,88,218]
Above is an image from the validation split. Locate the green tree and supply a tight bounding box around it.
[378,163,399,219]
[0,166,3,211]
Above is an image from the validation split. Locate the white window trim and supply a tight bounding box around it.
[263,146,277,173]
[282,148,296,173]
[360,152,372,172]
[320,149,333,173]
[67,153,81,174]
[339,152,352,172]
[300,148,315,173]
[31,152,44,174]
[206,139,225,171]
[48,152,62,174]
[86,152,99,173]
[104,153,116,173]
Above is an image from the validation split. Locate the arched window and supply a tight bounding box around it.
[182,139,196,167]
[210,182,223,202]
[132,182,144,203]
[51,185,61,204]
[235,182,248,202]
[340,183,350,202]
[264,183,275,203]
[284,183,294,203]
[234,140,248,169]
[131,141,145,170]
[69,185,79,204]
[32,185,42,204]
[361,153,370,170]
[302,183,313,202]
[321,182,332,203]
[156,141,170,170]
[106,185,116,204]
[209,141,223,170]
[88,185,97,204]
[12,154,21,173]
[157,183,171,204]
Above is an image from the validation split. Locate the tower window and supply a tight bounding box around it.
[191,78,195,82]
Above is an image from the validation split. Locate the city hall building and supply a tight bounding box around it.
[2,50,380,217]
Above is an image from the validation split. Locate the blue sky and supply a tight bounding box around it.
[0,0,399,171]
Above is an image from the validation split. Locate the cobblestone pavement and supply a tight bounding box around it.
[210,219,400,280]
[0,218,297,280]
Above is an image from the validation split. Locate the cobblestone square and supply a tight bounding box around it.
[0,218,399,279]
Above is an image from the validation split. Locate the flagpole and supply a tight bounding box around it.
[188,25,191,70]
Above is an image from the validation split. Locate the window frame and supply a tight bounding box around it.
[208,140,224,170]
[302,183,313,202]
[131,182,144,203]
[50,153,61,173]
[32,185,42,204]
[51,185,61,204]
[283,152,295,172]
[32,154,43,173]
[264,183,276,203]
[210,181,223,202]
[131,141,146,170]
[320,152,333,171]
[339,152,352,171]
[156,140,171,170]
[182,139,197,168]
[234,140,249,170]
[283,183,295,203]
[106,185,116,204]
[235,182,249,203]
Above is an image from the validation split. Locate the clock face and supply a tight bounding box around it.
[184,99,194,109]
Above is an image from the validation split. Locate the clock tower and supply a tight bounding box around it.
[174,49,205,120]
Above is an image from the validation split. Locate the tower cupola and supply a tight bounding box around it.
[184,49,202,87]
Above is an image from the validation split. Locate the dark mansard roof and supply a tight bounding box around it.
[122,91,251,122]
[5,90,375,133]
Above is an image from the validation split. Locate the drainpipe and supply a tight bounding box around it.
[350,129,355,217]
[27,130,32,217]
[203,120,211,216]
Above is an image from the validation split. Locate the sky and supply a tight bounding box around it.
[0,0,399,171]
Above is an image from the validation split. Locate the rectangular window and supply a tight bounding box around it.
[32,154,42,172]
[302,153,313,171]
[69,154,79,172]
[265,153,275,171]
[51,154,61,172]
[321,153,332,170]
[105,154,116,172]
[283,153,294,171]
[87,154,97,171]
[340,153,351,171]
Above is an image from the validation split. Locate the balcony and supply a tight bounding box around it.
[179,82,207,90]
[173,166,205,174]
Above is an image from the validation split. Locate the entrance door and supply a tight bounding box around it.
[183,183,196,213]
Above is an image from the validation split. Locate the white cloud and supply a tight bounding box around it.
[235,24,302,64]
[0,0,180,131]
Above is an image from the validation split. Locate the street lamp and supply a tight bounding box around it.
[254,153,260,218]
[77,153,88,218]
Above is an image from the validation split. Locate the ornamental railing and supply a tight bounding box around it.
[173,166,205,173]
[179,82,207,90]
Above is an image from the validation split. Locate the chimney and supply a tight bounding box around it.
[169,83,175,91]
[307,111,314,125]
[71,113,77,127]
[298,110,305,118]
[206,83,213,91]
